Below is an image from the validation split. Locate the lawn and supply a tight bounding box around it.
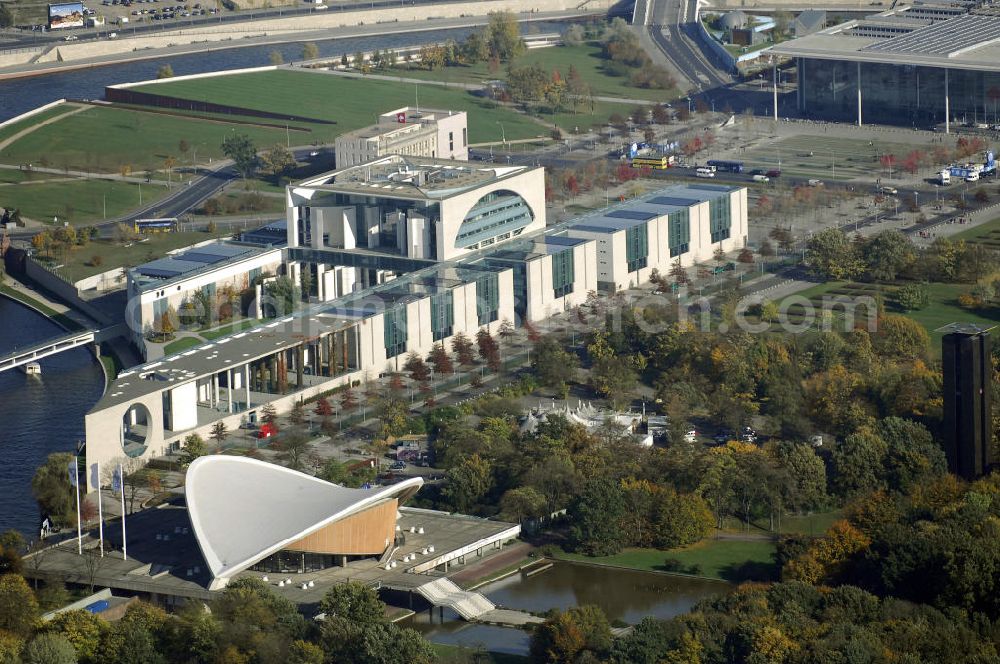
[44,229,234,281]
[0,177,171,228]
[130,70,548,143]
[0,169,60,184]
[554,538,778,582]
[720,509,844,537]
[392,43,676,103]
[0,105,322,175]
[0,104,82,145]
[200,319,259,340]
[949,214,1000,246]
[163,336,203,354]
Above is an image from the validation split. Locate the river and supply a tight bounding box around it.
[402,561,730,655]
[0,21,572,122]
[0,297,106,538]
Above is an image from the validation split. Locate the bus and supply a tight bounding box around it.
[695,167,715,178]
[631,155,672,170]
[706,159,744,173]
[134,218,178,233]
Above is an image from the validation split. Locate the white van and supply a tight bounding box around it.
[752,174,769,183]
[966,171,980,182]
[695,167,715,178]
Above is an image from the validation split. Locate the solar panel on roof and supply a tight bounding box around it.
[179,252,230,264]
[606,209,657,221]
[648,196,700,206]
[864,14,1000,55]
[137,268,183,278]
[686,184,733,193]
[544,236,584,246]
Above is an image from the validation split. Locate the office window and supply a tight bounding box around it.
[383,306,408,358]
[669,209,691,257]
[551,249,575,299]
[476,273,500,326]
[709,196,732,244]
[625,223,649,273]
[449,131,454,152]
[462,127,467,147]
[430,290,454,342]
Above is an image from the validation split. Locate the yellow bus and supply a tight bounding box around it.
[631,156,671,170]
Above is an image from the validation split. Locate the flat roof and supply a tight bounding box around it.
[292,155,537,201]
[771,6,1000,71]
[130,240,278,291]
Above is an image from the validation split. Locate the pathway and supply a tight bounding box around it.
[0,103,89,152]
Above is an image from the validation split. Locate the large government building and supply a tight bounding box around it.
[771,0,1000,129]
[86,164,747,479]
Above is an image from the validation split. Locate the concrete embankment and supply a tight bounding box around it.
[0,0,610,77]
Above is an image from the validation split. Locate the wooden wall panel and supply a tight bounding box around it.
[287,499,397,556]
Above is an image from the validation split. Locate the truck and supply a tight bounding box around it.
[938,169,951,185]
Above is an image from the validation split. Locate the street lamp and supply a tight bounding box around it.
[496,121,506,147]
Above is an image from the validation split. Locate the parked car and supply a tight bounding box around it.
[765,169,782,178]
[878,185,898,196]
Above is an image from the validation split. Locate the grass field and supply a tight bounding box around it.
[0,105,320,175]
[130,70,550,143]
[0,177,171,227]
[949,214,1000,246]
[393,44,675,103]
[554,539,777,582]
[720,509,844,537]
[44,229,233,281]
[430,644,529,664]
[0,104,81,145]
[0,169,60,184]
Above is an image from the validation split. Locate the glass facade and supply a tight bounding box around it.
[709,197,731,244]
[625,223,649,273]
[668,209,690,257]
[430,290,454,342]
[799,58,1000,127]
[456,190,534,250]
[551,248,575,299]
[476,273,500,326]
[384,306,408,358]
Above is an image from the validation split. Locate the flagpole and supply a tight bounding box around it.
[96,461,104,557]
[118,463,127,561]
[74,457,82,555]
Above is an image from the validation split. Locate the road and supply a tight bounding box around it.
[635,0,732,94]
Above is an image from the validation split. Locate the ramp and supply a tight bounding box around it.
[414,577,495,620]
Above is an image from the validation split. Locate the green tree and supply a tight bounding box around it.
[531,605,612,664]
[220,133,259,181]
[179,433,208,467]
[319,581,386,624]
[269,50,284,65]
[894,282,929,311]
[442,454,493,512]
[874,313,929,360]
[569,478,627,556]
[485,10,525,61]
[589,356,637,410]
[210,420,229,446]
[0,574,39,639]
[277,428,310,470]
[0,5,13,28]
[862,230,914,282]
[288,640,324,664]
[302,42,319,60]
[806,228,862,280]
[31,452,76,526]
[263,276,299,316]
[499,486,548,523]
[156,64,174,79]
[20,633,75,664]
[530,337,579,396]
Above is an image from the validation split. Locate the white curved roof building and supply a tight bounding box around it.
[186,456,422,589]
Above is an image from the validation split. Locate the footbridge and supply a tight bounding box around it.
[0,325,119,373]
[413,578,495,620]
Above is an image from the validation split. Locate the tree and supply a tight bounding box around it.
[442,454,492,512]
[288,640,324,664]
[451,332,476,366]
[806,228,862,280]
[123,467,160,514]
[48,609,105,662]
[32,452,77,527]
[319,581,386,624]
[220,133,258,180]
[179,433,208,467]
[263,276,298,316]
[269,50,284,65]
[260,144,296,183]
[530,336,579,396]
[20,633,76,664]
[302,42,319,60]
[531,605,612,664]
[569,478,627,556]
[874,313,929,360]
[476,328,502,372]
[156,64,174,79]
[499,486,548,523]
[403,352,431,382]
[485,10,525,61]
[0,4,13,28]
[861,230,914,282]
[210,420,229,446]
[895,283,929,311]
[589,356,637,410]
[0,573,39,639]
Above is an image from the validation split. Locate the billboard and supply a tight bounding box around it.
[48,2,84,29]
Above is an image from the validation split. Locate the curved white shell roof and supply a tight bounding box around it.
[186,456,422,586]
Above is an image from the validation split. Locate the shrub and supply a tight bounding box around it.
[88,255,103,267]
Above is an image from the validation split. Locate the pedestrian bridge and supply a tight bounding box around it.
[0,329,97,373]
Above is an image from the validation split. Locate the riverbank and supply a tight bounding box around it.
[0,6,603,79]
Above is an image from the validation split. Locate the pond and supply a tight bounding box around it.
[402,561,730,655]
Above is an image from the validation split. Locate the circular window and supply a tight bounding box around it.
[122,403,152,458]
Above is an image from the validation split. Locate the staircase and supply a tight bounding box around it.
[414,578,495,620]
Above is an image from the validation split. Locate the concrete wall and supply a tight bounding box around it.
[24,258,113,325]
[523,240,597,322]
[30,0,611,67]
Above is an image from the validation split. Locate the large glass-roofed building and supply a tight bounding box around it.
[771,1,1000,129]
